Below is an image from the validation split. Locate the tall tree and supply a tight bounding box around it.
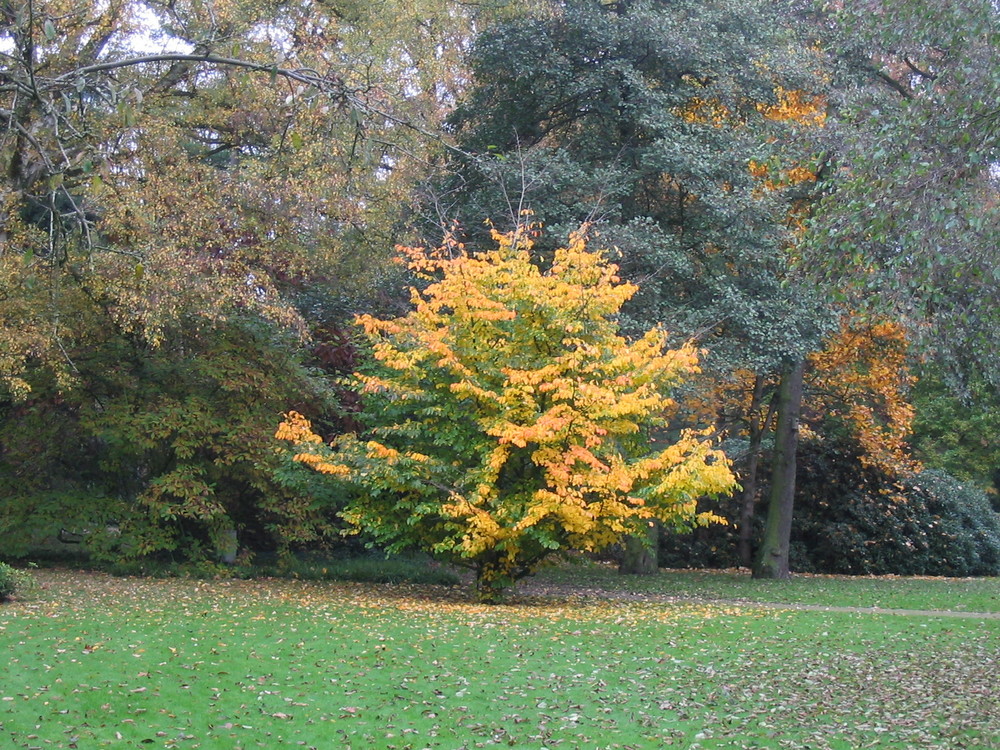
[0,0,514,560]
[752,357,804,579]
[811,0,1000,393]
[427,0,834,574]
[747,0,1000,578]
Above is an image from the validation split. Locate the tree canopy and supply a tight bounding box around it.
[278,228,735,601]
[1,0,996,586]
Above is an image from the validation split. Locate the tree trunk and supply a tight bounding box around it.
[737,436,763,568]
[753,359,805,580]
[619,520,659,575]
[738,374,771,568]
[474,561,508,604]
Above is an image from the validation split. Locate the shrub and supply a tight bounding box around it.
[99,551,461,587]
[103,558,237,580]
[792,438,1000,576]
[903,471,1000,577]
[0,562,37,602]
[284,557,462,586]
[657,494,744,570]
[658,435,1000,577]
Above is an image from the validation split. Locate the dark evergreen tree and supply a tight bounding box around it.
[426,0,834,575]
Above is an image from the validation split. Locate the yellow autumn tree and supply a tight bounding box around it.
[278,227,735,602]
[807,317,918,475]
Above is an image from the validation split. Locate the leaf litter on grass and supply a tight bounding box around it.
[530,562,1000,614]
[1,570,997,749]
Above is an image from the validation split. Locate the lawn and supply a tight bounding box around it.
[530,561,1000,613]
[1,569,997,749]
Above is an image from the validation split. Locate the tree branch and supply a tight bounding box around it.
[48,53,337,90]
[870,66,913,100]
[37,53,471,158]
[903,57,937,81]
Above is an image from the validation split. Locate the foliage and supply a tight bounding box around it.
[0,0,480,563]
[810,0,1000,390]
[432,0,841,580]
[656,495,745,570]
[902,471,1000,577]
[279,228,735,601]
[1,0,372,374]
[1,569,997,748]
[805,318,917,474]
[435,0,832,366]
[661,420,1000,579]
[99,552,461,587]
[277,556,461,587]
[792,439,1000,577]
[910,370,1000,505]
[3,0,997,587]
[666,317,920,570]
[0,314,345,562]
[0,562,36,602]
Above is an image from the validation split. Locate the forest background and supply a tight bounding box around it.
[1,0,998,591]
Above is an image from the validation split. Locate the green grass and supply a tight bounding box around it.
[1,569,997,749]
[534,559,1000,613]
[99,554,461,588]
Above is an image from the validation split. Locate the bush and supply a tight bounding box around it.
[281,556,462,586]
[658,435,1000,577]
[0,562,37,602]
[102,558,241,580]
[903,471,1000,577]
[791,438,1000,577]
[657,494,744,570]
[100,551,461,587]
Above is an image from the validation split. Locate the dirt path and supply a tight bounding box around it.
[514,580,1000,619]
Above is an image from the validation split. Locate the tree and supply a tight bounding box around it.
[428,0,834,576]
[810,0,1000,393]
[436,0,827,349]
[751,357,804,579]
[0,0,519,560]
[910,370,1000,507]
[807,318,917,475]
[753,314,918,575]
[753,0,1000,577]
[278,227,735,602]
[0,312,350,561]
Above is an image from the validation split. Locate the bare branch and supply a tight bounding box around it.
[48,53,335,90]
[903,57,937,82]
[36,53,471,158]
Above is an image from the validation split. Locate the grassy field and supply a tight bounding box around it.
[532,561,1000,613]
[1,568,997,749]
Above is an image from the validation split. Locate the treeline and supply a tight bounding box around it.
[1,0,998,579]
